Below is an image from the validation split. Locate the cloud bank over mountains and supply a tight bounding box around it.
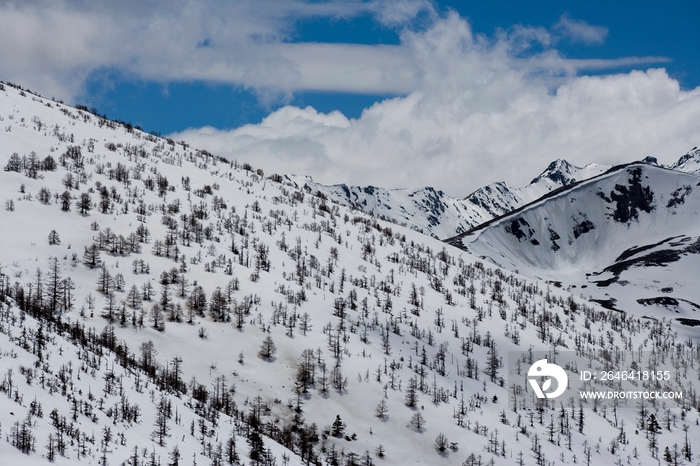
[172,12,698,195]
[2,0,697,195]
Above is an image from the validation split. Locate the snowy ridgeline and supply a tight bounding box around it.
[0,81,698,466]
[286,159,616,240]
[450,163,700,329]
[287,151,700,242]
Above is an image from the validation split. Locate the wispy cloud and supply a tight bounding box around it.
[2,1,695,196]
[0,0,401,99]
[554,14,609,45]
[369,0,437,26]
[172,13,700,195]
[0,1,664,100]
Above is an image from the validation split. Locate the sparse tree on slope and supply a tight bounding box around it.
[258,335,277,361]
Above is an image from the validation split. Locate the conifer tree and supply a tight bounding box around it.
[83,244,102,269]
[77,192,92,215]
[405,377,419,407]
[258,335,277,360]
[331,415,345,438]
[46,256,62,314]
[60,190,71,211]
[408,412,425,431]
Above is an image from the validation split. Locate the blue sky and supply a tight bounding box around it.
[77,0,699,135]
[2,0,699,194]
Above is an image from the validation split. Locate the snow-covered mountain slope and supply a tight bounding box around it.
[516,159,609,204]
[287,160,608,240]
[448,162,700,327]
[285,175,516,240]
[671,146,700,174]
[0,81,698,466]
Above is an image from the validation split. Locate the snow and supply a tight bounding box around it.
[457,162,700,327]
[671,147,700,175]
[0,82,697,466]
[288,158,611,241]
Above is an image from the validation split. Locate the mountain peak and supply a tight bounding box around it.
[671,146,700,174]
[642,156,659,166]
[529,159,578,186]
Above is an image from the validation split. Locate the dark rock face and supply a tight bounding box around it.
[596,189,612,203]
[614,236,682,262]
[415,188,447,226]
[609,168,654,223]
[572,220,595,239]
[594,236,700,288]
[548,228,561,252]
[677,318,700,327]
[465,182,518,219]
[671,146,700,170]
[529,159,576,186]
[637,297,700,316]
[687,237,700,254]
[590,298,619,311]
[503,217,541,245]
[605,249,682,276]
[637,296,679,307]
[667,185,693,208]
[505,217,533,242]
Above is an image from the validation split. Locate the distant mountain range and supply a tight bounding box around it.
[289,146,700,329]
[0,80,698,466]
[446,161,700,328]
[288,150,700,241]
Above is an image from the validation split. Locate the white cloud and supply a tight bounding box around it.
[0,1,661,100]
[554,14,608,45]
[2,2,695,197]
[274,43,417,93]
[173,13,700,196]
[369,0,437,26]
[0,0,431,100]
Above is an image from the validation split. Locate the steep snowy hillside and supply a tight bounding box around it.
[448,163,700,330]
[0,82,698,466]
[285,176,515,240]
[516,159,609,204]
[287,160,608,240]
[671,147,700,174]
